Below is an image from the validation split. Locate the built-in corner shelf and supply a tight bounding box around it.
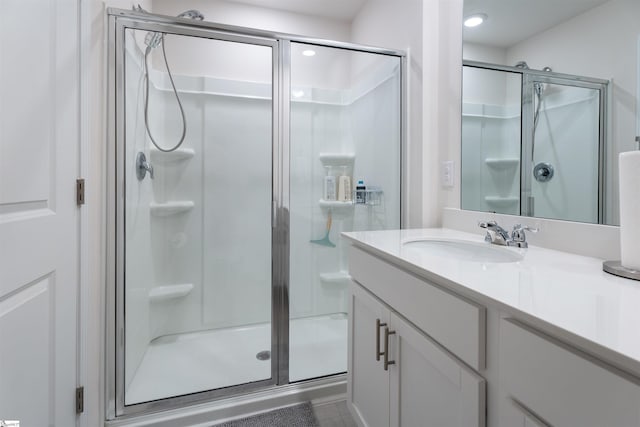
[319,199,354,210]
[149,283,194,303]
[485,196,519,207]
[319,153,356,167]
[150,201,195,217]
[319,271,351,287]
[150,148,195,163]
[485,158,519,170]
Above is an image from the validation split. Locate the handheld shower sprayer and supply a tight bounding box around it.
[140,7,204,51]
[132,5,205,153]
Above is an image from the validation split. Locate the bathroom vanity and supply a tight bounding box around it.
[343,228,640,427]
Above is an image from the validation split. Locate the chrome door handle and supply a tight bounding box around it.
[376,319,387,361]
[383,326,396,370]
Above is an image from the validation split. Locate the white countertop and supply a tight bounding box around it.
[343,228,640,375]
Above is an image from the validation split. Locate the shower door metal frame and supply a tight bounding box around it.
[462,60,609,223]
[107,8,407,421]
[107,14,281,419]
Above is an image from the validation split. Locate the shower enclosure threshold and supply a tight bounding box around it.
[125,313,347,405]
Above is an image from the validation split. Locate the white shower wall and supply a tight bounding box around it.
[124,31,401,385]
[461,66,521,216]
[289,56,401,319]
[530,87,600,223]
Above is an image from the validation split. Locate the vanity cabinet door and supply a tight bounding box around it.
[499,318,640,427]
[501,397,552,427]
[388,312,486,427]
[348,281,390,427]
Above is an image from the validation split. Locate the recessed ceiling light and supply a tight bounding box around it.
[464,13,487,28]
[302,49,316,57]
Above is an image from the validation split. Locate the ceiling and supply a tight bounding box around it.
[224,0,369,21]
[463,0,611,48]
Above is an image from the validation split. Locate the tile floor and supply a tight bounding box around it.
[313,401,358,427]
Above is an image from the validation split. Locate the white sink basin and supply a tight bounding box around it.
[402,239,523,263]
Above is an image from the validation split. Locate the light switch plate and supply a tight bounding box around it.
[442,160,455,188]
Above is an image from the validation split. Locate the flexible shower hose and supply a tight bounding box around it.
[143,34,187,153]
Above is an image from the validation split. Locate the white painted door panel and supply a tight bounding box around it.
[389,312,486,427]
[0,0,80,425]
[348,281,390,427]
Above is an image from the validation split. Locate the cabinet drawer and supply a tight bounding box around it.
[500,318,640,427]
[349,246,486,370]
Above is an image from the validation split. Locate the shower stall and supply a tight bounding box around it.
[107,9,403,417]
[461,60,608,223]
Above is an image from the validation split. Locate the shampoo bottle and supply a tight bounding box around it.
[338,166,352,202]
[323,167,337,201]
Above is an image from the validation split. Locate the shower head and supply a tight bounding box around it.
[177,9,205,20]
[514,61,529,69]
[142,8,206,49]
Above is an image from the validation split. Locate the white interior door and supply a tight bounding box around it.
[0,0,80,425]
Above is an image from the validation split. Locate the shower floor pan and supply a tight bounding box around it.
[125,313,347,405]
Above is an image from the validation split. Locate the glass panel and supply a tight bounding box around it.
[461,66,522,215]
[529,83,600,222]
[123,29,273,404]
[288,42,402,382]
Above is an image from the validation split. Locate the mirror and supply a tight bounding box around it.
[461,0,640,225]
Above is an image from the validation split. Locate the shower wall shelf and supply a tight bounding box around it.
[149,283,194,303]
[149,148,195,163]
[485,158,520,169]
[484,196,519,207]
[319,271,351,287]
[319,199,354,210]
[150,201,195,217]
[319,153,355,167]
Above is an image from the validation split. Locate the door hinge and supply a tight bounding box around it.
[76,179,85,206]
[75,386,84,414]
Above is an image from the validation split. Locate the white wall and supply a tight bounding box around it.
[152,0,351,41]
[351,0,424,227]
[426,0,464,227]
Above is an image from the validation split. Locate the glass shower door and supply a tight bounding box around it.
[288,42,402,382]
[118,23,277,408]
[524,78,604,223]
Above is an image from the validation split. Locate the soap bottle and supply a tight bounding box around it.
[323,167,337,201]
[338,166,352,202]
[356,179,366,204]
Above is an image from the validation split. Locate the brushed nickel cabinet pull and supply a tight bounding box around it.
[384,326,396,370]
[376,319,387,361]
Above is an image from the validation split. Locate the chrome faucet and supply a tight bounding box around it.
[478,221,538,248]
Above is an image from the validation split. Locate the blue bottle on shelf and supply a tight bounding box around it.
[355,179,366,204]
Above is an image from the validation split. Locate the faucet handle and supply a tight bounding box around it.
[512,224,538,234]
[478,220,497,229]
[511,224,538,247]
